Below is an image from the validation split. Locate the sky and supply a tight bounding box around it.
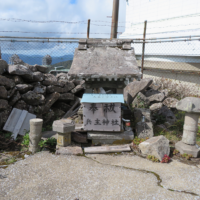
[0,0,126,38]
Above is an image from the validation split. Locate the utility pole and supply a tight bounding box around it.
[87,19,91,39]
[110,0,119,39]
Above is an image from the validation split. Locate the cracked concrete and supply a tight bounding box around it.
[0,151,200,200]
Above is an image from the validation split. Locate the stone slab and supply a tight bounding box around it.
[84,145,131,154]
[55,146,83,155]
[53,119,75,133]
[175,141,200,158]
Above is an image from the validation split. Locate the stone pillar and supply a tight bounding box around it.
[182,113,199,145]
[29,119,43,153]
[53,119,75,148]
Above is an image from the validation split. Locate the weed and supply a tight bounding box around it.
[39,138,57,149]
[147,155,159,162]
[181,153,193,160]
[173,149,179,155]
[161,154,170,163]
[21,133,30,147]
[133,137,149,145]
[7,157,17,164]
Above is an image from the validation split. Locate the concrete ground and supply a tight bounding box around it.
[0,151,200,200]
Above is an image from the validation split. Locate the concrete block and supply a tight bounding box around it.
[84,145,131,154]
[53,119,75,133]
[175,141,200,158]
[57,133,71,147]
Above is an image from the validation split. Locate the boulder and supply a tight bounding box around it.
[150,103,163,111]
[16,84,33,93]
[71,85,84,94]
[51,107,65,118]
[124,78,153,102]
[147,92,165,102]
[0,99,9,111]
[52,102,71,112]
[144,89,160,97]
[0,86,7,99]
[139,135,170,161]
[56,73,69,81]
[73,80,85,86]
[43,109,55,124]
[163,97,179,108]
[9,91,21,106]
[0,59,8,74]
[0,105,12,129]
[0,75,15,89]
[136,122,154,138]
[42,74,57,86]
[8,65,33,79]
[31,71,44,82]
[158,106,176,125]
[132,92,150,108]
[134,108,151,123]
[46,82,75,93]
[12,75,24,84]
[7,87,17,99]
[161,89,168,98]
[148,83,161,91]
[26,65,37,72]
[43,92,60,113]
[33,84,46,94]
[28,105,44,115]
[35,64,49,73]
[14,100,28,110]
[22,91,45,105]
[9,54,24,65]
[59,93,74,101]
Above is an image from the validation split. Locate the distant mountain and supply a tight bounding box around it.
[51,60,73,69]
[1,53,74,66]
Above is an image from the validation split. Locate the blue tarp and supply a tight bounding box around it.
[81,94,124,103]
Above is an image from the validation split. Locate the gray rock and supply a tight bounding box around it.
[158,106,176,125]
[136,122,154,139]
[0,99,9,111]
[42,74,57,86]
[132,92,150,108]
[124,78,153,102]
[14,100,28,110]
[8,65,33,79]
[22,91,45,105]
[71,85,84,94]
[43,109,55,124]
[43,92,60,113]
[26,64,37,72]
[0,86,7,99]
[150,103,163,111]
[139,135,170,161]
[148,83,161,91]
[0,59,8,74]
[0,105,12,129]
[56,146,83,155]
[176,97,200,113]
[9,54,24,65]
[73,80,85,86]
[0,75,15,89]
[33,84,46,94]
[161,89,168,97]
[28,105,44,115]
[56,73,69,81]
[16,84,33,93]
[51,107,65,118]
[9,91,21,106]
[7,87,17,99]
[12,75,24,84]
[52,102,71,112]
[134,108,151,123]
[147,92,165,102]
[46,82,75,93]
[35,64,48,73]
[31,72,44,82]
[163,97,179,108]
[59,93,74,101]
[144,89,160,97]
[175,141,200,158]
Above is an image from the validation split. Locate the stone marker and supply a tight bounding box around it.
[84,145,131,154]
[29,119,43,153]
[175,97,200,157]
[53,119,75,147]
[139,135,170,161]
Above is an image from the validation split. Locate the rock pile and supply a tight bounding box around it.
[0,59,84,130]
[124,78,179,138]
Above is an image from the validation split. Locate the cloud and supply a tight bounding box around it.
[0,0,126,38]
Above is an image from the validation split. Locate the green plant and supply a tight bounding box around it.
[39,138,57,149]
[173,149,179,155]
[153,113,166,125]
[21,133,30,147]
[4,132,13,139]
[181,153,193,160]
[7,157,17,164]
[147,155,159,162]
[133,137,149,145]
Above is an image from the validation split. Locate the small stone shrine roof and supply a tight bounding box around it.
[81,94,124,103]
[68,39,140,80]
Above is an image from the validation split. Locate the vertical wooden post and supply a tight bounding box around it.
[0,47,1,59]
[141,20,147,79]
[87,19,91,39]
[110,0,119,39]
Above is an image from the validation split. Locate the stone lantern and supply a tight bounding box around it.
[175,97,200,157]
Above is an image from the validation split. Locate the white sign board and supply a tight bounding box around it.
[83,103,121,132]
